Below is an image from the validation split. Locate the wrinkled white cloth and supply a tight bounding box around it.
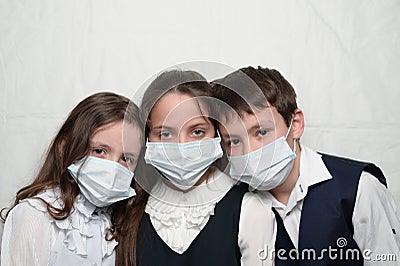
[1,188,117,266]
[146,169,275,265]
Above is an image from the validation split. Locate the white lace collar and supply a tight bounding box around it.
[148,168,235,206]
[145,169,236,254]
[23,188,118,258]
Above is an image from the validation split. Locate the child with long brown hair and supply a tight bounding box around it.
[1,92,143,265]
[119,70,275,266]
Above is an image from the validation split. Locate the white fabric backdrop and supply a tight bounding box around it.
[1,0,399,245]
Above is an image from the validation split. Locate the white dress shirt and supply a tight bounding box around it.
[259,145,400,265]
[1,188,117,266]
[145,169,276,266]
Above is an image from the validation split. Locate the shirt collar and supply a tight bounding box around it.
[262,144,333,212]
[75,193,100,217]
[298,145,332,189]
[148,168,235,207]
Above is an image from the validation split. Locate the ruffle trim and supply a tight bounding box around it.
[22,189,118,258]
[146,195,217,230]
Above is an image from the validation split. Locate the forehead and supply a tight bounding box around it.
[92,121,142,154]
[150,92,209,128]
[219,106,284,133]
[92,121,124,141]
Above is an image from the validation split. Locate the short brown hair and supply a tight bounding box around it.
[211,66,297,126]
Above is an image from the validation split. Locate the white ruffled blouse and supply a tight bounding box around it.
[145,169,276,265]
[1,188,117,266]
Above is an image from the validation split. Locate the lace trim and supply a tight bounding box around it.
[146,196,217,230]
[23,189,117,258]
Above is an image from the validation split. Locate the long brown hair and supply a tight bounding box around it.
[1,92,144,265]
[114,70,223,265]
[112,147,149,266]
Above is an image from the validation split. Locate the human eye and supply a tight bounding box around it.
[226,138,241,147]
[192,129,205,137]
[257,129,269,137]
[122,156,131,164]
[92,147,106,155]
[122,155,135,166]
[160,131,172,139]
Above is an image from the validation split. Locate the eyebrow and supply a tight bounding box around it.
[151,125,174,131]
[222,133,239,140]
[152,119,209,131]
[91,142,112,149]
[92,142,137,158]
[123,152,137,159]
[188,122,209,129]
[222,119,275,139]
[248,120,274,131]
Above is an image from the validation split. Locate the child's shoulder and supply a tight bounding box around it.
[242,191,273,211]
[318,152,387,187]
[10,188,64,219]
[7,195,52,225]
[22,187,63,207]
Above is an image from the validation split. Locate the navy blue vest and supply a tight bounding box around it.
[136,183,248,266]
[274,153,386,266]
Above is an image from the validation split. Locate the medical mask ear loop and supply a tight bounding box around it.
[285,119,293,139]
[284,118,296,153]
[215,129,221,139]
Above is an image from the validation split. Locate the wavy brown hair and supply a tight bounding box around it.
[111,143,151,265]
[1,92,144,265]
[114,70,225,265]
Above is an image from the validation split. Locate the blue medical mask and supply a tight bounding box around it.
[228,120,296,190]
[68,156,136,207]
[144,136,223,190]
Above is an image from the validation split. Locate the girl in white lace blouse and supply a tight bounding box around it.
[1,92,143,266]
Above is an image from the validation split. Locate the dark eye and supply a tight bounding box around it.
[192,129,205,137]
[122,156,134,165]
[227,139,240,147]
[257,129,268,137]
[93,148,105,155]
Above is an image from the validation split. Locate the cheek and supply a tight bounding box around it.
[89,151,107,159]
[205,130,216,138]
[118,160,130,169]
[125,161,137,171]
[248,138,264,153]
[228,147,240,157]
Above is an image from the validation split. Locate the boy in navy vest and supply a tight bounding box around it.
[211,66,400,265]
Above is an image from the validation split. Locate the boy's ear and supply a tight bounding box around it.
[292,108,304,140]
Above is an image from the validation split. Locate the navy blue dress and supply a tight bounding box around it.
[136,183,248,266]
